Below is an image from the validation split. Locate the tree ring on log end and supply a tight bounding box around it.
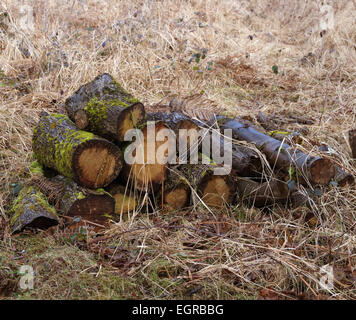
[117,102,146,141]
[73,139,122,188]
[198,173,236,207]
[309,158,335,185]
[163,184,190,210]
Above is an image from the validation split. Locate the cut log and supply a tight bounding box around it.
[179,162,237,208]
[28,163,115,223]
[147,111,202,162]
[65,73,146,142]
[235,177,289,207]
[147,112,262,176]
[10,185,59,233]
[120,121,173,191]
[333,165,354,187]
[106,183,137,215]
[266,124,353,187]
[32,113,122,189]
[154,165,191,211]
[51,175,115,223]
[218,117,335,185]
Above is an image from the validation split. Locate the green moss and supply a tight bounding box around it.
[10,186,57,230]
[77,192,85,200]
[268,130,291,136]
[33,113,96,179]
[29,161,44,176]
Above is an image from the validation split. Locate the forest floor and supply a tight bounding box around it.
[0,0,355,299]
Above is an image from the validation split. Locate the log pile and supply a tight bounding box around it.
[9,73,354,233]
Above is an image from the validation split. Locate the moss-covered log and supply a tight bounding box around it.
[120,121,173,191]
[218,117,335,185]
[32,113,122,189]
[235,177,289,207]
[154,165,191,211]
[10,186,59,233]
[65,73,146,142]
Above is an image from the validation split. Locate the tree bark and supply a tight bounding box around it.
[65,73,146,142]
[10,185,59,233]
[218,117,335,185]
[348,129,356,159]
[32,113,122,189]
[333,165,354,187]
[51,175,115,222]
[235,177,289,207]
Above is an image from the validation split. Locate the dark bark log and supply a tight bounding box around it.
[10,185,59,233]
[32,113,122,188]
[218,117,335,185]
[333,165,354,187]
[235,177,289,207]
[51,175,115,222]
[146,112,201,129]
[265,123,353,187]
[65,73,145,142]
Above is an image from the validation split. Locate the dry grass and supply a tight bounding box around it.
[0,0,355,299]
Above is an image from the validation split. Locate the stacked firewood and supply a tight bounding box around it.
[9,73,354,233]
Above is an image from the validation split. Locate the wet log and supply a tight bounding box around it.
[235,177,289,207]
[120,121,173,191]
[32,113,122,189]
[218,117,335,185]
[65,73,146,142]
[10,185,59,233]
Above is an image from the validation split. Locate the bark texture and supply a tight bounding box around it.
[218,117,335,185]
[32,113,122,188]
[65,73,145,142]
[10,186,59,233]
